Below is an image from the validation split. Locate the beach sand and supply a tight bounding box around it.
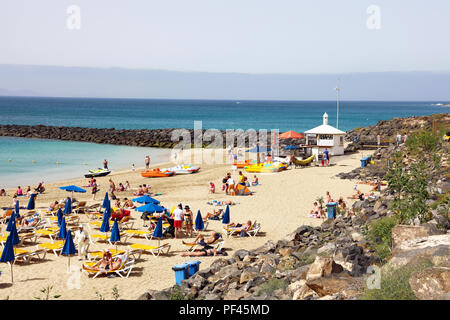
[0,149,374,300]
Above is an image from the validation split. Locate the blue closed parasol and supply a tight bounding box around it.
[222,205,230,224]
[9,221,20,246]
[15,200,20,218]
[194,210,205,231]
[6,212,16,232]
[102,192,110,209]
[100,205,111,233]
[0,234,16,282]
[58,217,67,239]
[61,230,76,270]
[57,208,63,226]
[110,219,121,243]
[27,193,37,210]
[64,197,72,214]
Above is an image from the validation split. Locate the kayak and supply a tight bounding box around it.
[141,168,174,178]
[244,162,287,173]
[162,164,200,174]
[84,168,111,178]
[233,159,252,168]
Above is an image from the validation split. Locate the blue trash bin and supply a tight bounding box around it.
[326,202,337,219]
[185,260,201,277]
[172,263,189,285]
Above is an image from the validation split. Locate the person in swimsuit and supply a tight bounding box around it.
[203,209,223,221]
[184,205,194,237]
[182,232,221,248]
[181,248,227,257]
[82,250,112,272]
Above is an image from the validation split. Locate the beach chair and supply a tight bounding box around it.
[13,249,31,264]
[27,248,48,262]
[73,201,87,214]
[223,221,260,238]
[82,253,135,279]
[17,217,46,233]
[183,237,225,252]
[0,209,13,224]
[193,221,209,233]
[37,241,64,256]
[89,232,126,245]
[87,249,125,262]
[19,232,38,246]
[128,243,171,259]
[123,229,153,241]
[35,228,60,242]
[65,214,81,225]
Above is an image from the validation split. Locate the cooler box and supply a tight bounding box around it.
[185,260,201,277]
[326,202,337,219]
[172,263,189,285]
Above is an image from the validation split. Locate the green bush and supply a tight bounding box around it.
[406,130,441,154]
[361,259,433,300]
[257,278,288,296]
[366,216,398,263]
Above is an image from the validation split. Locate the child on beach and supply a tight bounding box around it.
[91,180,98,200]
[251,175,259,186]
[209,182,215,194]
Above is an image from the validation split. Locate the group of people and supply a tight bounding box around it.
[133,184,150,196]
[13,182,44,198]
[218,172,258,195]
[310,191,347,218]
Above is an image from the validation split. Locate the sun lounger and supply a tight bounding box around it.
[73,201,87,214]
[82,253,134,279]
[27,248,48,262]
[183,237,225,252]
[35,228,60,242]
[37,241,64,256]
[128,243,171,259]
[193,221,209,232]
[87,249,125,262]
[0,209,13,224]
[124,229,153,241]
[223,221,260,237]
[0,248,30,264]
[89,233,126,245]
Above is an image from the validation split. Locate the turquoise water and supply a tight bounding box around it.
[0,97,448,188]
[0,137,171,188]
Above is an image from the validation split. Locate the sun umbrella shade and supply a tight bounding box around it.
[195,210,205,231]
[222,205,230,224]
[110,219,121,243]
[64,197,72,214]
[102,192,110,208]
[279,130,305,139]
[100,206,111,233]
[135,203,165,213]
[59,185,86,193]
[15,200,20,218]
[284,145,299,150]
[152,218,163,238]
[6,212,16,232]
[57,208,63,226]
[59,217,67,239]
[10,222,20,246]
[132,195,160,204]
[61,230,76,256]
[27,193,37,210]
[246,146,272,153]
[0,235,15,263]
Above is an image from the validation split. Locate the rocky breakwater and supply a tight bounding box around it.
[139,216,377,300]
[0,124,275,149]
[344,113,449,152]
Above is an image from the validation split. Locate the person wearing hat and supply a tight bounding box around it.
[184,205,194,237]
[74,224,90,260]
[172,204,184,239]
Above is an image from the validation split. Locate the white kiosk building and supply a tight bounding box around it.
[304,112,346,156]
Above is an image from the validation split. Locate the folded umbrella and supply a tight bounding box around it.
[222,205,230,224]
[195,210,205,231]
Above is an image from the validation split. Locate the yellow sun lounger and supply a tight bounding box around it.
[34,229,60,242]
[37,241,64,256]
[128,243,171,259]
[82,253,134,279]
[183,237,225,252]
[87,249,125,261]
[89,233,125,245]
[223,221,261,237]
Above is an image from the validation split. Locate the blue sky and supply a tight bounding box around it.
[1,0,449,74]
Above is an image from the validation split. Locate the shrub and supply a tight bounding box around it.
[360,259,433,300]
[257,278,288,296]
[366,216,398,263]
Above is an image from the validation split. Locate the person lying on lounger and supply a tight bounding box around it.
[182,232,221,248]
[227,220,252,232]
[203,209,223,221]
[310,202,324,218]
[180,248,227,257]
[82,250,113,271]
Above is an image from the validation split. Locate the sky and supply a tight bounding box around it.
[1,0,449,74]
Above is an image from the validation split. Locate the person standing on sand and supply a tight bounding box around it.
[74,224,90,260]
[377,134,381,146]
[132,164,135,171]
[145,156,150,169]
[324,149,330,166]
[92,179,98,200]
[184,205,194,238]
[173,204,184,239]
[103,159,108,169]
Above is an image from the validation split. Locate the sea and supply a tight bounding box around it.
[0,96,447,188]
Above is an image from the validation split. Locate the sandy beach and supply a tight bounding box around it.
[0,149,374,300]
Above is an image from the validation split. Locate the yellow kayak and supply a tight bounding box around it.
[244,162,287,173]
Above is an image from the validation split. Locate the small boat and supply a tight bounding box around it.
[163,164,200,174]
[244,162,287,173]
[141,168,174,178]
[233,159,252,168]
[292,155,315,167]
[84,168,111,178]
